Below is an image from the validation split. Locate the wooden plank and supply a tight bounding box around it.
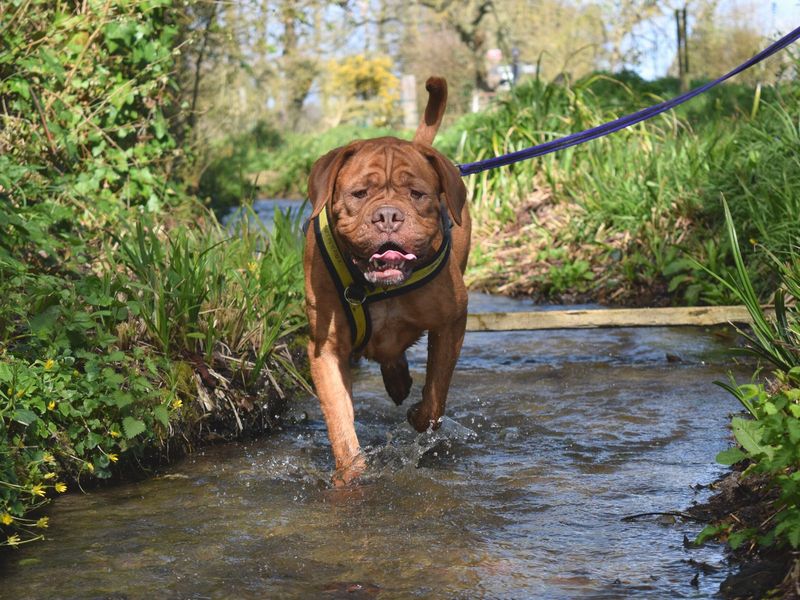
[466,305,762,332]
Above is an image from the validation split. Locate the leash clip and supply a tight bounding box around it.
[344,285,367,306]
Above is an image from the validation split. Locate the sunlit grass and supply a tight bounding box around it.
[437,73,800,303]
[112,207,307,385]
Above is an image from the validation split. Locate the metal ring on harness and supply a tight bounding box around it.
[344,285,367,306]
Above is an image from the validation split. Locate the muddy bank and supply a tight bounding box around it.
[688,469,799,599]
[467,185,686,307]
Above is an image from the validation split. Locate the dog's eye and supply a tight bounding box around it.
[409,189,425,200]
[351,189,368,199]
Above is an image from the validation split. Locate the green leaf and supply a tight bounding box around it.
[12,409,38,426]
[153,405,169,428]
[695,523,728,546]
[787,418,800,444]
[122,416,146,439]
[732,416,771,459]
[102,368,124,386]
[728,528,756,550]
[112,391,133,409]
[716,447,747,466]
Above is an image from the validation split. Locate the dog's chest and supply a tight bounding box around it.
[364,300,425,360]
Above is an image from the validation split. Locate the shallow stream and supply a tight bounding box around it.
[1,291,746,599]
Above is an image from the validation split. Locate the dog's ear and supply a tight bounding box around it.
[308,143,358,219]
[413,77,448,146]
[423,148,466,227]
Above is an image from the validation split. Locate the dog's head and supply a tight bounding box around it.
[307,77,466,287]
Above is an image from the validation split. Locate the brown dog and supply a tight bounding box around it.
[303,77,470,485]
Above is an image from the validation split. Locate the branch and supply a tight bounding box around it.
[189,4,219,130]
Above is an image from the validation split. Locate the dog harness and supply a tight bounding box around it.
[310,205,452,354]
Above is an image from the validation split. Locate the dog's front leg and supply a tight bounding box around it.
[407,315,467,432]
[308,341,365,485]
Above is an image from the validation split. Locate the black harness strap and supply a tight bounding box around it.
[311,205,452,353]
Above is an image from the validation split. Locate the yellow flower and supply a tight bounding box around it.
[43,472,56,480]
[15,389,23,398]
[171,398,183,410]
[54,482,67,493]
[36,517,49,529]
[247,261,258,273]
[30,484,45,497]
[110,430,121,438]
[86,463,94,473]
[48,400,56,411]
[108,453,119,463]
[43,454,55,464]
[44,359,55,370]
[1,513,13,526]
[6,535,20,547]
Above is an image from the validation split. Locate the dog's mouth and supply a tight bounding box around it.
[355,242,417,286]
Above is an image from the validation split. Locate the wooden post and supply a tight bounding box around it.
[465,306,767,332]
[401,74,417,130]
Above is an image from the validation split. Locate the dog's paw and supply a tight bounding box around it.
[406,402,443,433]
[380,356,412,406]
[332,452,367,487]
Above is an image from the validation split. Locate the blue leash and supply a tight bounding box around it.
[458,25,800,177]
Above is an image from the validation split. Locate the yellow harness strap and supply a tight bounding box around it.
[312,205,451,353]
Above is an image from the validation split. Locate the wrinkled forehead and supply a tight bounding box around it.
[336,139,438,184]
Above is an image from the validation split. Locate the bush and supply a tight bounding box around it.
[436,70,800,304]
[697,202,800,551]
[0,0,308,549]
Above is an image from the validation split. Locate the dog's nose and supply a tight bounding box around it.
[372,205,405,233]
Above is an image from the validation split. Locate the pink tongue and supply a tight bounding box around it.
[371,250,417,262]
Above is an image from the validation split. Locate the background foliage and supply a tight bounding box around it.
[0,0,306,548]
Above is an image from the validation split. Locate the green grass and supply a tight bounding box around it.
[436,72,800,304]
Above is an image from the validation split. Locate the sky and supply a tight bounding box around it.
[636,0,800,79]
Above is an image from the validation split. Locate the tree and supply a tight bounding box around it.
[322,54,400,126]
[417,0,500,91]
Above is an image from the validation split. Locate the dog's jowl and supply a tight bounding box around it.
[303,77,471,485]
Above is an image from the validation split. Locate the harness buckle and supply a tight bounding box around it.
[344,285,367,306]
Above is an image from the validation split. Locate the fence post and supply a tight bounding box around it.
[401,74,417,130]
[676,8,690,92]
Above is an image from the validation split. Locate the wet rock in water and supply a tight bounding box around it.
[657,514,676,525]
[686,559,721,574]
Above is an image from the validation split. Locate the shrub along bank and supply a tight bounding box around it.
[435,71,800,305]
[0,1,306,548]
[690,205,800,597]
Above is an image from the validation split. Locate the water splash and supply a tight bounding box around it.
[361,416,477,479]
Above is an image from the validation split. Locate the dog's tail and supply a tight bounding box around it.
[413,77,448,146]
